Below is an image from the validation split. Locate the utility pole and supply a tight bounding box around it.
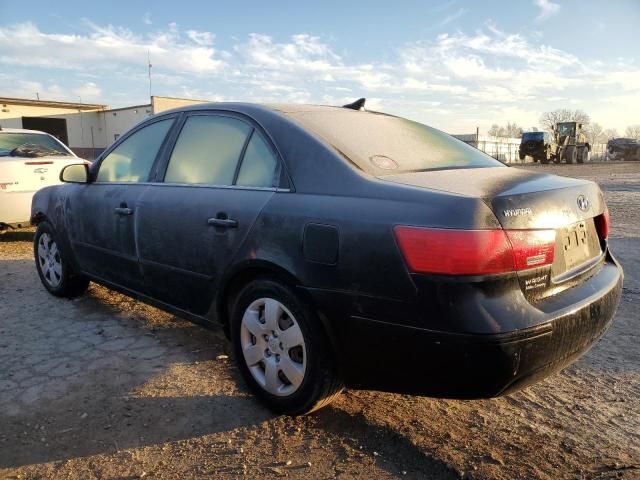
[148,50,153,101]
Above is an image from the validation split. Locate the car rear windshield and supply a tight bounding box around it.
[283,109,504,175]
[522,132,544,141]
[0,132,71,158]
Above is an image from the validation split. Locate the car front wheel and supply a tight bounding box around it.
[230,278,342,415]
[34,222,89,297]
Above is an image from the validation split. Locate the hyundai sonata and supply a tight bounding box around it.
[31,100,623,414]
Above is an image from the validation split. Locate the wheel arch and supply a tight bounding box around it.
[217,260,306,331]
[31,210,47,225]
[215,260,341,363]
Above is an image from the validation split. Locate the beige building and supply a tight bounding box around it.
[0,96,210,159]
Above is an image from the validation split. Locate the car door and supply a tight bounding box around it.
[136,112,282,316]
[66,116,176,292]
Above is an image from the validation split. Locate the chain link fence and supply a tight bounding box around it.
[457,137,611,164]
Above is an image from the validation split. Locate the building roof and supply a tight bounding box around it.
[0,96,107,110]
[0,127,50,134]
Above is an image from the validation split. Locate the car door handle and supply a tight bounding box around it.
[114,207,133,216]
[207,218,238,228]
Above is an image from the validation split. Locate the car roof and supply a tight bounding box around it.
[157,101,362,117]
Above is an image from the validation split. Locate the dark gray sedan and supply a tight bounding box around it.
[31,101,622,415]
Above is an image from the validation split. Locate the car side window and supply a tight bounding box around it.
[236,132,279,187]
[96,119,173,182]
[164,115,251,185]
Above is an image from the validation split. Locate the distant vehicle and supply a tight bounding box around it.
[606,137,640,161]
[519,131,557,164]
[555,122,590,164]
[31,101,622,415]
[0,127,85,230]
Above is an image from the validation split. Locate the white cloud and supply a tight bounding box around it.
[0,21,225,74]
[142,12,152,25]
[0,19,637,133]
[235,33,340,71]
[439,8,467,27]
[186,30,215,46]
[534,0,560,21]
[73,82,102,100]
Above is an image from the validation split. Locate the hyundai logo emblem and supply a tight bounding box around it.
[577,195,590,211]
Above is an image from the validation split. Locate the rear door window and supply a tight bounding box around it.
[164,115,251,185]
[236,132,279,187]
[97,119,173,182]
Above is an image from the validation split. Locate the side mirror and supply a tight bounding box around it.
[60,163,89,183]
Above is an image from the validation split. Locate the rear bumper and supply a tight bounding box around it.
[0,190,35,226]
[307,256,623,398]
[519,146,545,158]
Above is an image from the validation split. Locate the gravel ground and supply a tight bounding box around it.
[0,162,638,480]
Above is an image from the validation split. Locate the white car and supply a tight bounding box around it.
[0,127,86,230]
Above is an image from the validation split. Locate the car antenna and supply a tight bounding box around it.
[343,98,366,111]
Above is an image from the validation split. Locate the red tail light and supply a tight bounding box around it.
[595,210,610,240]
[504,229,555,270]
[24,161,54,165]
[394,226,556,275]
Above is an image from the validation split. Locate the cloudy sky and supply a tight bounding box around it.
[0,0,638,134]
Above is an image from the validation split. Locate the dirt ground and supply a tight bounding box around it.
[0,162,638,480]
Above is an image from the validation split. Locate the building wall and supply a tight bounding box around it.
[0,102,106,152]
[152,96,209,113]
[103,106,152,145]
[1,96,217,160]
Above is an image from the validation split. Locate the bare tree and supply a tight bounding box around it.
[585,122,604,145]
[505,121,523,138]
[488,124,501,137]
[539,109,591,133]
[603,128,619,140]
[488,122,523,138]
[624,125,640,139]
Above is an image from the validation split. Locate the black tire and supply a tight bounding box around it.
[230,278,343,415]
[34,221,89,298]
[565,146,577,164]
[577,147,588,164]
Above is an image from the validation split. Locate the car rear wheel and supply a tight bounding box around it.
[34,222,89,297]
[230,278,343,415]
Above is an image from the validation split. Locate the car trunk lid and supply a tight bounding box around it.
[0,155,78,192]
[381,166,607,297]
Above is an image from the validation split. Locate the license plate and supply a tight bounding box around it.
[561,221,598,271]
